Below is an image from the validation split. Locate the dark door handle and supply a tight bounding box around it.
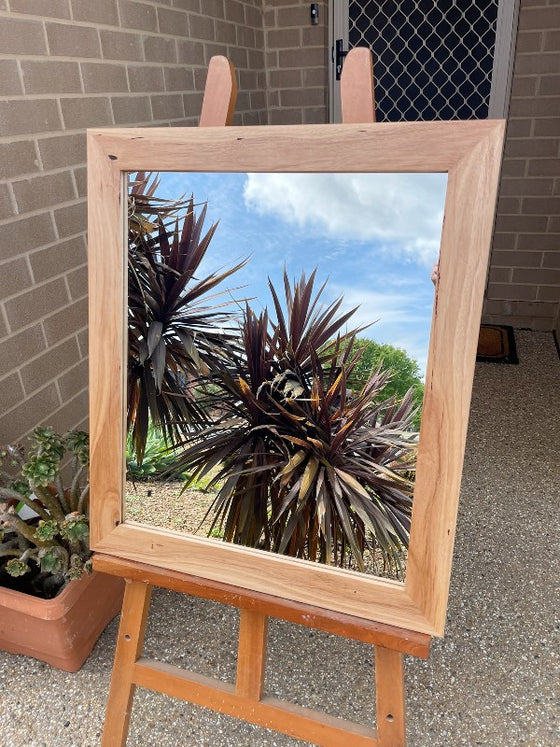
[335,39,348,80]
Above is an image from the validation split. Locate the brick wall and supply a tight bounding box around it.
[484,0,560,333]
[2,1,558,445]
[263,0,328,125]
[0,0,266,443]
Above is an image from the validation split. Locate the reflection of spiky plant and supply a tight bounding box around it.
[127,172,245,464]
[0,428,90,598]
[268,357,416,573]
[171,271,417,574]
[126,423,180,482]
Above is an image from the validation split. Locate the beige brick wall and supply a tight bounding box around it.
[484,0,560,332]
[263,0,328,125]
[0,0,266,443]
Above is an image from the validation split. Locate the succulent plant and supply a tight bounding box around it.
[0,427,91,598]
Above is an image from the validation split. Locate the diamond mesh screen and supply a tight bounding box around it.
[348,0,498,121]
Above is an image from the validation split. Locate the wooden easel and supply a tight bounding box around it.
[95,51,431,747]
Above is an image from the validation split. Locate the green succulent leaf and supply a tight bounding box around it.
[38,546,67,575]
[60,513,89,543]
[34,519,58,542]
[67,554,85,581]
[65,430,90,467]
[6,558,30,577]
[1,427,91,595]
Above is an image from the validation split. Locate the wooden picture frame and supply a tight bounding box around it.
[87,121,504,637]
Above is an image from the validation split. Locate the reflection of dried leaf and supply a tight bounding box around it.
[146,321,163,357]
[129,214,157,236]
[299,456,319,502]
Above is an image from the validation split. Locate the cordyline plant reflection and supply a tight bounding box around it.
[169,272,418,575]
[127,172,245,465]
[128,176,419,576]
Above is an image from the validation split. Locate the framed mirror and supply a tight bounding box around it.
[123,169,446,584]
[88,121,504,636]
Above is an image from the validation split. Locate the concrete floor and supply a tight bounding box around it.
[1,330,558,746]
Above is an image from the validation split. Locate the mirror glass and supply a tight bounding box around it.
[125,171,447,582]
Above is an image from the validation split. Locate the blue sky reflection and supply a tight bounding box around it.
[157,171,447,374]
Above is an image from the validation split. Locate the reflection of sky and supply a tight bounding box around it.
[156,172,447,374]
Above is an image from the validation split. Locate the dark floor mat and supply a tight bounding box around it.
[476,325,518,364]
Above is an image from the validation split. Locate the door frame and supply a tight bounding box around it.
[328,0,521,122]
[328,0,349,123]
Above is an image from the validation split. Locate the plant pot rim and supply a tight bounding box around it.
[0,570,99,620]
[0,570,124,671]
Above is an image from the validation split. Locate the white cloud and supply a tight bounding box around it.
[243,172,447,266]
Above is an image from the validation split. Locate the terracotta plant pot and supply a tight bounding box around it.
[0,570,124,672]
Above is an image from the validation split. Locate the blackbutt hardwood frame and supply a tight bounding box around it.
[88,117,504,638]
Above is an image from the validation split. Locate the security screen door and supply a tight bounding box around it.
[328,0,520,122]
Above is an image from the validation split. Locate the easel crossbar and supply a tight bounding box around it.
[133,657,379,747]
[97,551,414,746]
[94,554,430,658]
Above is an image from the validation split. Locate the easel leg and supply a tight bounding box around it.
[375,646,406,747]
[236,609,268,700]
[102,580,153,747]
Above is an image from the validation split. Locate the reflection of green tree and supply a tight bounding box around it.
[334,338,424,429]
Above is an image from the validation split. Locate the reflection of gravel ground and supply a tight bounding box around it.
[126,480,407,581]
[126,481,217,536]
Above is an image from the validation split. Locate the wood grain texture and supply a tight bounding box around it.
[87,135,126,547]
[88,120,506,637]
[199,56,237,127]
[132,658,378,747]
[96,522,432,632]
[93,554,431,657]
[102,580,152,747]
[375,647,405,747]
[86,120,502,175]
[406,128,506,632]
[341,47,376,123]
[236,609,268,700]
